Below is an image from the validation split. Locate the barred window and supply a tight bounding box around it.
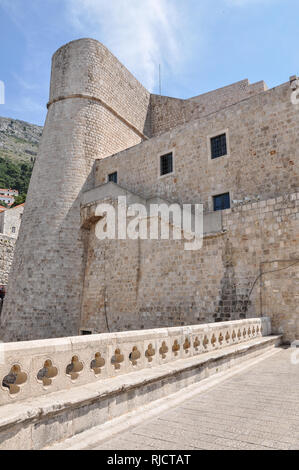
[213,193,230,211]
[108,172,118,183]
[160,153,173,176]
[211,134,227,159]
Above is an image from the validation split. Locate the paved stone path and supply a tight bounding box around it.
[92,348,299,450]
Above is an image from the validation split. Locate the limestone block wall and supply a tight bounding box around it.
[150,79,268,136]
[80,192,298,343]
[95,80,298,210]
[1,38,297,344]
[49,39,151,138]
[0,39,151,342]
[0,235,15,285]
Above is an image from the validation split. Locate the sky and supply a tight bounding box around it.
[0,0,298,126]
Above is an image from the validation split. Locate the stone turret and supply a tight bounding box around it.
[0,38,150,341]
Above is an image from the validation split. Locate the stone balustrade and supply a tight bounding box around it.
[0,317,271,405]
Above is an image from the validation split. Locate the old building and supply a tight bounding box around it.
[0,189,19,207]
[0,38,298,343]
[0,204,24,239]
[0,205,24,287]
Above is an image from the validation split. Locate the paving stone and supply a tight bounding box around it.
[93,349,299,450]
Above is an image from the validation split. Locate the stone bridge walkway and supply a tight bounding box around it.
[89,348,299,450]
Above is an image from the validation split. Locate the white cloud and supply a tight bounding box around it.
[225,0,277,5]
[66,0,184,91]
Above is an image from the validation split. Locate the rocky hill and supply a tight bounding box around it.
[0,116,43,163]
[0,117,43,203]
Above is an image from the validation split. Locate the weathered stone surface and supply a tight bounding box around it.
[0,324,280,450]
[0,38,298,342]
[92,347,299,451]
[0,317,271,405]
[0,235,15,285]
[1,39,150,341]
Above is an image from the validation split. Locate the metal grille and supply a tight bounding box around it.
[211,134,227,159]
[160,153,173,176]
[213,193,230,211]
[108,172,118,183]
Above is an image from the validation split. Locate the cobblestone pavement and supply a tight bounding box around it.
[93,348,299,450]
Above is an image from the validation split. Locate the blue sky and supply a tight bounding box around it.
[0,0,298,126]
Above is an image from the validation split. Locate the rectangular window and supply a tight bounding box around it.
[213,193,230,211]
[108,172,118,184]
[160,152,173,176]
[211,134,227,159]
[12,227,16,233]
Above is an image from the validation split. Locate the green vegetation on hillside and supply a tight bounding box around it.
[0,157,34,205]
[0,116,42,206]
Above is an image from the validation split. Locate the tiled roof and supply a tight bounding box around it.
[10,203,25,210]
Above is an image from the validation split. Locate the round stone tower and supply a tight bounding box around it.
[1,38,150,341]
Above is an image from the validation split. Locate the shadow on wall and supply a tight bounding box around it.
[215,240,251,322]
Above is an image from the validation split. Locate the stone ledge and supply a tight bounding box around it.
[49,347,281,450]
[0,335,281,449]
[0,317,272,405]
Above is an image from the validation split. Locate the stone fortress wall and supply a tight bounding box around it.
[83,70,299,342]
[1,38,298,343]
[0,39,151,342]
[95,80,298,211]
[80,190,299,343]
[150,79,268,137]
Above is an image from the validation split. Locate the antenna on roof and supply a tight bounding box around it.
[159,64,162,96]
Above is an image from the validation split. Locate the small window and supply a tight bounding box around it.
[160,153,173,176]
[11,227,16,233]
[213,193,230,211]
[81,330,92,335]
[211,134,227,159]
[108,172,118,184]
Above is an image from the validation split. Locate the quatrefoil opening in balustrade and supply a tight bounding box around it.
[37,360,58,387]
[257,326,260,334]
[183,338,191,353]
[237,329,242,340]
[218,333,224,345]
[225,331,230,343]
[172,340,180,356]
[243,328,247,339]
[252,326,256,336]
[232,330,236,341]
[129,346,141,366]
[111,349,124,370]
[91,353,105,375]
[2,365,27,395]
[145,344,155,362]
[66,356,83,380]
[193,337,200,351]
[248,327,252,337]
[211,334,217,347]
[159,341,168,359]
[203,335,209,349]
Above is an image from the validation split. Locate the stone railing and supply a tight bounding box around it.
[0,317,271,405]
